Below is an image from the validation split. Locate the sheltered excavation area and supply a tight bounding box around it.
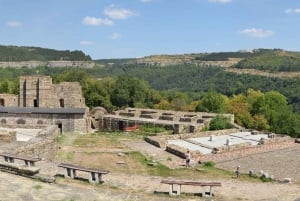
[167,131,270,154]
[146,129,295,162]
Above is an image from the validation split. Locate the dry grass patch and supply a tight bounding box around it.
[56,132,150,174]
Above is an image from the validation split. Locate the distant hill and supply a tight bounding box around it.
[0,45,91,61]
[233,49,300,72]
[94,49,300,78]
[96,49,300,69]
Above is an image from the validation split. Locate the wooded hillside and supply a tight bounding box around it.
[0,45,91,61]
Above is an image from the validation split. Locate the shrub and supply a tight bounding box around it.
[203,161,215,168]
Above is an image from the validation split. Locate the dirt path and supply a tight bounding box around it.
[106,172,300,201]
[216,145,300,182]
[119,140,300,201]
[4,137,299,201]
[1,169,299,201]
[122,140,185,168]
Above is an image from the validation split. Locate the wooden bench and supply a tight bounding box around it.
[58,163,109,184]
[0,152,41,167]
[161,179,221,197]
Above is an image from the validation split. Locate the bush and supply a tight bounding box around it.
[203,161,215,168]
[139,124,166,133]
[209,115,234,130]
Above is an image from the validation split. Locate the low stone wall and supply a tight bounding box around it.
[146,128,241,148]
[196,138,296,163]
[147,129,297,163]
[166,144,202,159]
[0,130,16,142]
[2,125,59,161]
[13,125,59,160]
[0,162,40,177]
[145,136,161,148]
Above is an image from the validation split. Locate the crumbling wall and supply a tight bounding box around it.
[15,125,59,160]
[52,82,86,108]
[19,76,52,108]
[19,76,86,108]
[0,112,88,134]
[0,94,18,107]
[0,130,16,142]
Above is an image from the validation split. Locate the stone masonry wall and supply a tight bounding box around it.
[0,112,87,134]
[0,130,16,142]
[19,76,52,107]
[52,82,86,108]
[18,75,85,108]
[15,125,59,160]
[0,94,18,107]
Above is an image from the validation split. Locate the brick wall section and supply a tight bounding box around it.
[19,76,52,107]
[52,82,85,108]
[148,129,297,163]
[146,128,241,148]
[102,107,234,134]
[15,125,59,160]
[0,94,18,107]
[0,112,88,134]
[0,130,16,142]
[195,139,296,163]
[19,76,85,108]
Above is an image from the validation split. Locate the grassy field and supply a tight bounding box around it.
[56,132,264,183]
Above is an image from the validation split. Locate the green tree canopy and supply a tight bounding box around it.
[196,91,226,113]
[110,75,151,108]
[209,115,234,130]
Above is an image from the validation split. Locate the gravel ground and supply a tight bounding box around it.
[1,139,300,200]
[216,144,300,183]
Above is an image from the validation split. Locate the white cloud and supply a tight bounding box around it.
[111,32,121,40]
[208,0,232,3]
[7,21,22,27]
[80,41,93,45]
[285,8,300,14]
[104,4,138,20]
[82,16,114,26]
[240,28,274,38]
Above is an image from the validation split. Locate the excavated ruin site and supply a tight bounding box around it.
[0,75,299,201]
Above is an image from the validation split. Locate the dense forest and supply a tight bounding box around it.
[1,47,300,137]
[0,45,91,61]
[234,50,300,72]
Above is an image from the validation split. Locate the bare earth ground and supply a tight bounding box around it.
[1,138,300,201]
[216,145,300,183]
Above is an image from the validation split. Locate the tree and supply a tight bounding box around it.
[110,75,150,108]
[83,78,112,110]
[196,91,226,113]
[252,114,270,131]
[226,94,253,128]
[209,115,234,130]
[251,91,292,133]
[154,99,170,110]
[0,79,18,94]
[170,98,188,111]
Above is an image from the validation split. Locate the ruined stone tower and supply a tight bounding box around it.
[0,75,89,134]
[19,76,85,108]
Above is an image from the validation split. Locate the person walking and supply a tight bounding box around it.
[235,166,240,178]
[185,150,191,168]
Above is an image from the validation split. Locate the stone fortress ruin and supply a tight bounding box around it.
[0,75,90,161]
[0,75,297,161]
[0,75,89,134]
[94,107,234,134]
[0,75,298,185]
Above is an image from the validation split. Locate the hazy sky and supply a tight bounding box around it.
[1,0,300,59]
